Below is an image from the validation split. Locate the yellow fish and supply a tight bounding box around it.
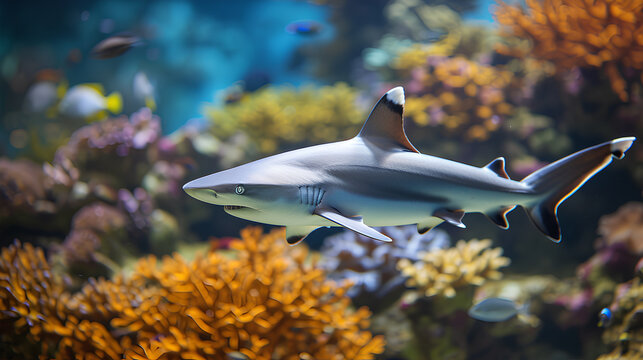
[58,83,122,122]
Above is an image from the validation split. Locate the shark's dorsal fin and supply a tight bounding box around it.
[357,87,419,153]
[484,157,510,179]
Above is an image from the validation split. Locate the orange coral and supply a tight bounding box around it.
[402,56,517,141]
[0,228,385,360]
[495,0,643,101]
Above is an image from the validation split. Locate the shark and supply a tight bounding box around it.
[183,87,636,245]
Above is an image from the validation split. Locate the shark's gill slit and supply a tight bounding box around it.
[299,186,325,206]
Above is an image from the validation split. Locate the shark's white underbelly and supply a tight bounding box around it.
[325,190,440,226]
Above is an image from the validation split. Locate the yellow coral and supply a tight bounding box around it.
[0,228,385,360]
[397,239,510,298]
[397,56,517,142]
[204,83,365,154]
[495,0,643,101]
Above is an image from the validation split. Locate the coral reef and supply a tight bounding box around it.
[400,56,520,142]
[495,0,643,101]
[398,238,510,298]
[388,4,496,68]
[597,273,643,359]
[45,107,162,189]
[0,227,385,360]
[204,83,366,154]
[320,226,450,312]
[0,157,56,217]
[596,202,643,256]
[59,202,128,279]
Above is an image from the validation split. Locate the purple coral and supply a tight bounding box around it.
[320,226,449,311]
[48,108,162,187]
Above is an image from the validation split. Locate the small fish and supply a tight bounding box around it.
[468,297,525,322]
[23,81,66,115]
[226,351,249,360]
[91,34,141,59]
[58,84,122,121]
[285,20,322,35]
[133,71,156,110]
[598,307,613,327]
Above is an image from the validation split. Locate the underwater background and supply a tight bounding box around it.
[1,0,642,359]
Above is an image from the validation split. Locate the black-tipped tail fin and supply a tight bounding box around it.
[521,137,635,242]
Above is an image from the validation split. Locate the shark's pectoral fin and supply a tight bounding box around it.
[314,207,392,242]
[417,217,444,234]
[286,226,321,245]
[433,208,466,228]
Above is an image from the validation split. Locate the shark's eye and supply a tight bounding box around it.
[235,184,245,195]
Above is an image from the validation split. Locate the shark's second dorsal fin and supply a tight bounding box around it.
[357,87,419,153]
[484,157,510,179]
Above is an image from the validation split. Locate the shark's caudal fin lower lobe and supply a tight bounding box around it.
[521,137,635,242]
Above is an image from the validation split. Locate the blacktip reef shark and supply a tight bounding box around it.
[183,87,636,245]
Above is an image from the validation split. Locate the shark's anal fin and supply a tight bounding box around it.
[486,206,516,229]
[314,207,392,242]
[484,157,510,179]
[286,226,321,245]
[357,87,419,153]
[433,208,466,228]
[417,217,444,234]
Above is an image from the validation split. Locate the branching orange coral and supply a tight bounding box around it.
[397,239,510,298]
[495,0,643,101]
[0,228,385,360]
[402,56,517,141]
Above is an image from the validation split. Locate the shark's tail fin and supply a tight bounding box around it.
[521,137,635,242]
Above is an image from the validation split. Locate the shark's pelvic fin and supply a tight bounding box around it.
[521,137,636,242]
[433,208,466,228]
[286,225,321,245]
[417,217,444,234]
[314,207,393,242]
[357,87,419,153]
[486,206,516,229]
[484,157,510,179]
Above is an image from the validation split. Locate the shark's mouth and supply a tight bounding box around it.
[224,205,247,211]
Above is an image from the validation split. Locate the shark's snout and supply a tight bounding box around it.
[183,179,219,204]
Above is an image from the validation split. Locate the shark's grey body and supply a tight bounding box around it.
[184,87,635,244]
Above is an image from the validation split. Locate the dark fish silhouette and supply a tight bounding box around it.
[91,34,141,59]
[285,20,322,35]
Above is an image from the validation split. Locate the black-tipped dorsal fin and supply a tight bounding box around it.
[357,87,419,153]
[484,157,510,179]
